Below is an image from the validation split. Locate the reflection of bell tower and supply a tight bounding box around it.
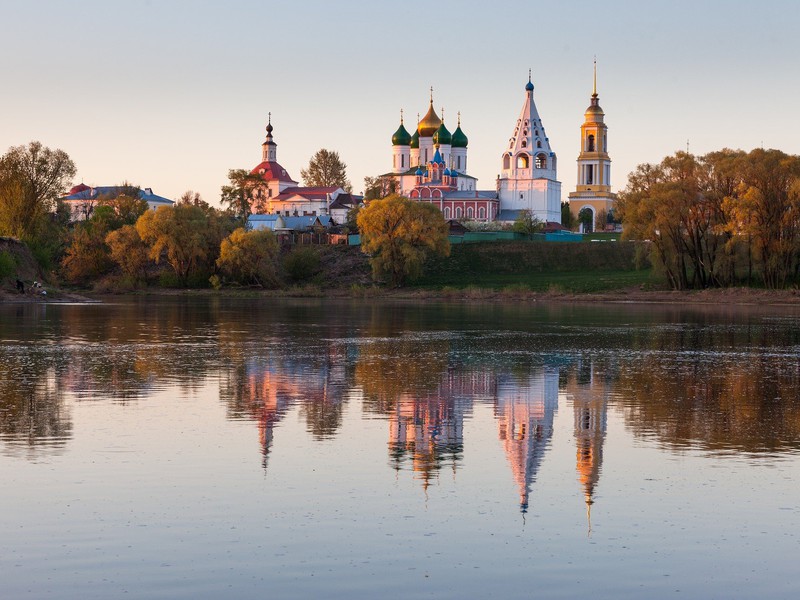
[570,360,609,532]
[496,368,559,513]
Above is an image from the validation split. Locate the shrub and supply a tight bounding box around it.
[0,250,15,279]
[283,247,321,282]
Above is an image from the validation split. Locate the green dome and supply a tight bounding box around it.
[451,125,468,148]
[433,122,452,145]
[410,129,420,149]
[392,122,412,146]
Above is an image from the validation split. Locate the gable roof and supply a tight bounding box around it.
[250,161,298,184]
[61,185,174,205]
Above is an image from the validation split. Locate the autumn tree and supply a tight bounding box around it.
[0,141,76,242]
[216,227,280,287]
[106,225,150,283]
[301,149,352,192]
[136,204,217,286]
[356,194,450,286]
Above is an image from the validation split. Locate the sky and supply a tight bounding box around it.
[2,0,799,206]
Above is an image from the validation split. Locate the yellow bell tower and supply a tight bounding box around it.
[568,60,617,232]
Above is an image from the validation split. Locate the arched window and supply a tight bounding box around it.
[444,207,451,219]
[455,207,462,219]
[521,140,527,148]
[587,135,595,152]
[457,156,461,169]
[478,207,486,219]
[467,207,474,218]
[535,154,547,169]
[516,154,529,169]
[603,134,607,152]
[536,140,542,148]
[503,154,511,169]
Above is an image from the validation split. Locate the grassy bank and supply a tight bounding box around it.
[414,240,656,293]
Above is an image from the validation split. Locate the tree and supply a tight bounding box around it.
[0,141,76,241]
[301,149,352,192]
[178,190,209,209]
[136,204,215,286]
[221,169,262,219]
[216,227,280,287]
[363,175,397,201]
[356,195,450,286]
[512,209,542,235]
[106,225,150,282]
[561,201,576,230]
[578,207,594,233]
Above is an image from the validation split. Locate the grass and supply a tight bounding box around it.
[413,268,657,293]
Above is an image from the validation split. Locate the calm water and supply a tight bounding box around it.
[1,297,799,599]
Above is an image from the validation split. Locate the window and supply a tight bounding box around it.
[456,207,462,218]
[535,154,546,169]
[516,154,529,169]
[586,164,594,185]
[467,207,474,218]
[521,140,527,148]
[587,135,595,152]
[603,134,607,152]
[479,207,485,219]
[444,207,451,219]
[537,140,542,148]
[457,156,461,169]
[503,154,511,169]
[401,154,405,168]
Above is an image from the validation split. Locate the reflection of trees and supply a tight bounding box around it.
[616,354,800,454]
[0,348,71,455]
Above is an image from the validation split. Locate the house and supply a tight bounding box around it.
[61,184,174,221]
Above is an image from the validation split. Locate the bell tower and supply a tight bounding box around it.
[568,60,617,232]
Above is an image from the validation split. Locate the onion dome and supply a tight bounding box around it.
[410,128,420,149]
[433,121,452,145]
[415,166,424,176]
[451,169,458,178]
[431,147,444,165]
[418,101,442,138]
[452,126,468,148]
[525,70,534,92]
[443,167,451,177]
[392,122,411,146]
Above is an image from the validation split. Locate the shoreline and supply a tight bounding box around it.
[4,285,800,307]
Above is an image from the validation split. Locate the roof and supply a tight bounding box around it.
[328,193,362,210]
[61,185,174,205]
[250,161,298,183]
[248,214,334,231]
[273,186,342,201]
[440,190,498,200]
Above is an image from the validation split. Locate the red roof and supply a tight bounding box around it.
[274,186,341,201]
[69,183,91,194]
[250,161,297,183]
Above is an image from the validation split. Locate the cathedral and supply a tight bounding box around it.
[387,68,615,227]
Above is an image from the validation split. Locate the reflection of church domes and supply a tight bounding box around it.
[418,102,442,137]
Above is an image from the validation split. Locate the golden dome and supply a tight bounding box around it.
[418,102,442,138]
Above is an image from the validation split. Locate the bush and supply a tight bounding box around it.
[0,250,15,279]
[283,247,321,282]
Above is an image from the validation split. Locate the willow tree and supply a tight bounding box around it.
[357,195,449,287]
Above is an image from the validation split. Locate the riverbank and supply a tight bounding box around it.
[5,285,797,307]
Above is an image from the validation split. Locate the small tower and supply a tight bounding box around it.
[568,60,617,232]
[261,113,277,162]
[391,110,412,174]
[497,72,562,223]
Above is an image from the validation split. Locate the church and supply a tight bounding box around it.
[386,68,615,227]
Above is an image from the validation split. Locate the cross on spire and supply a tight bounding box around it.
[592,56,597,97]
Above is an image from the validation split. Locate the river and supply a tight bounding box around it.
[1,297,799,599]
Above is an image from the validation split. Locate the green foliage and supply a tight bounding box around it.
[357,195,450,286]
[220,169,262,219]
[0,250,16,279]
[561,202,576,230]
[301,149,352,192]
[511,209,543,235]
[216,227,280,287]
[283,247,321,282]
[363,175,396,201]
[0,141,76,242]
[578,207,594,232]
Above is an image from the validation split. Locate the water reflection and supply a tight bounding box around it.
[2,299,800,484]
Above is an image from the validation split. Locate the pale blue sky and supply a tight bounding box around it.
[1,0,798,205]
